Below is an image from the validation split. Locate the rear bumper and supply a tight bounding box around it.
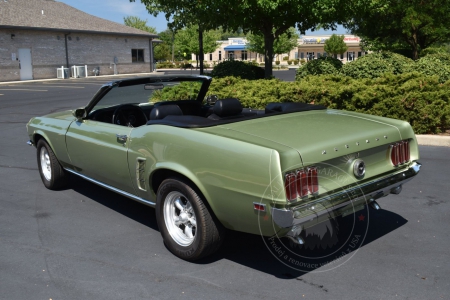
[271,161,421,229]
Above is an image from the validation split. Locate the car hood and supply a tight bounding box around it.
[211,109,410,164]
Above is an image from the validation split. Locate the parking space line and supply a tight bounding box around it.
[7,85,84,89]
[42,82,103,86]
[0,89,48,92]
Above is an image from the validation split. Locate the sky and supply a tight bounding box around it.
[57,0,346,35]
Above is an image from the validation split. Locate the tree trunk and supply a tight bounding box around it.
[263,33,275,78]
[199,26,204,75]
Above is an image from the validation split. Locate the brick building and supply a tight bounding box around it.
[0,0,158,82]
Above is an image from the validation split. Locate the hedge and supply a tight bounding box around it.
[210,60,265,80]
[206,74,450,134]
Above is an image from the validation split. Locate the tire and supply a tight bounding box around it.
[36,139,69,190]
[156,178,224,261]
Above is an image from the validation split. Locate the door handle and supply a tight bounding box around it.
[116,134,127,142]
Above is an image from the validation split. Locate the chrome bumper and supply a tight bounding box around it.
[271,162,421,229]
[26,140,34,146]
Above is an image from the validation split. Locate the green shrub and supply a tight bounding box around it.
[275,61,281,65]
[300,59,306,64]
[206,73,450,134]
[210,60,265,80]
[287,60,292,65]
[296,57,343,80]
[293,59,299,65]
[282,56,289,61]
[405,55,450,83]
[341,52,413,79]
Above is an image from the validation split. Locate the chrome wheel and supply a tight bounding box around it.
[40,147,51,181]
[163,191,197,246]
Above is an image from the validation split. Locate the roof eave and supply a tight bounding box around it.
[0,25,158,38]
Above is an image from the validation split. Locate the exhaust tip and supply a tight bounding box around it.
[286,235,305,245]
[369,201,381,210]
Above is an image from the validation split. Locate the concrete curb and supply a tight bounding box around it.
[0,72,164,85]
[416,135,450,147]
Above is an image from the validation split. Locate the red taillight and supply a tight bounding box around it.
[390,140,410,166]
[285,167,319,201]
[308,167,319,194]
[296,169,308,198]
[285,173,297,201]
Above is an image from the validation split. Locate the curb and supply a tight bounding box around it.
[416,135,450,147]
[0,72,163,85]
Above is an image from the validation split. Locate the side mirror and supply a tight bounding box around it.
[206,95,218,105]
[73,108,87,120]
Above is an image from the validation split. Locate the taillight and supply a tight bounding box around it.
[296,169,308,198]
[308,167,319,194]
[390,140,410,166]
[285,167,319,202]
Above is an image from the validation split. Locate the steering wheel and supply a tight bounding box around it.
[112,104,148,127]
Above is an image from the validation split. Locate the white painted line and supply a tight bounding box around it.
[0,89,48,92]
[7,85,84,89]
[42,82,103,86]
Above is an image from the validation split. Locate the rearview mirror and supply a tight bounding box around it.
[73,108,87,120]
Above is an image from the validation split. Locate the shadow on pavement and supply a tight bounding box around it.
[69,175,407,279]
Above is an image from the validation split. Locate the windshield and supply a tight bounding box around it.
[91,79,204,112]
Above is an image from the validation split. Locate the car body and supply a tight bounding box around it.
[26,75,421,260]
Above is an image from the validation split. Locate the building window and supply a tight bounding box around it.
[228,51,234,60]
[209,53,213,60]
[358,51,362,57]
[132,49,144,63]
[306,52,315,61]
[241,50,248,60]
[295,52,298,59]
[323,52,327,57]
[347,52,355,61]
[219,51,222,61]
[340,53,344,60]
[300,52,304,59]
[317,52,321,58]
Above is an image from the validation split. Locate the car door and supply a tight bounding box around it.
[66,119,135,194]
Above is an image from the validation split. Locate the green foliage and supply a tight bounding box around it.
[247,28,299,57]
[123,16,157,34]
[341,52,413,79]
[405,55,450,84]
[345,0,450,59]
[296,57,343,80]
[275,61,281,65]
[149,81,203,102]
[324,34,348,55]
[287,60,292,65]
[210,60,265,80]
[206,74,450,134]
[175,25,221,57]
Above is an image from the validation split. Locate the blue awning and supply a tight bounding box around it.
[224,45,247,50]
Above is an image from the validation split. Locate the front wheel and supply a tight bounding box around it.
[156,178,224,261]
[36,139,68,190]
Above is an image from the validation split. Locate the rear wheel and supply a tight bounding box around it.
[156,178,224,261]
[36,139,68,190]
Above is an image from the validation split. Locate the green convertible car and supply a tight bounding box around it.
[26,75,421,260]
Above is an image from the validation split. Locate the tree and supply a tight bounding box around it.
[247,28,299,61]
[345,0,450,60]
[132,0,347,78]
[123,16,157,34]
[324,34,348,57]
[131,0,220,74]
[174,25,221,66]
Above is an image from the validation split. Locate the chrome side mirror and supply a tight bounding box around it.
[73,108,87,120]
[206,94,218,105]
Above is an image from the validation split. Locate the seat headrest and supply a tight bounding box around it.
[150,105,183,120]
[213,98,242,117]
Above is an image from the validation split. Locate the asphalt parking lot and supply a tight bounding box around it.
[1,75,449,299]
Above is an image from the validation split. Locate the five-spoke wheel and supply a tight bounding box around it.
[156,178,224,261]
[36,139,68,190]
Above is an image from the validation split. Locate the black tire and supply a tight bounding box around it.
[36,139,69,190]
[156,178,224,261]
